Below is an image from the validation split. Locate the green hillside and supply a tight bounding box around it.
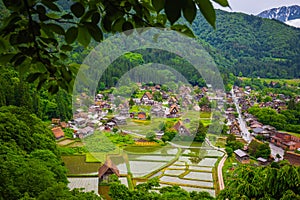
[192,10,300,79]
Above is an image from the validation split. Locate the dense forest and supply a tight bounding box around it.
[193,10,300,78]
[81,10,300,90]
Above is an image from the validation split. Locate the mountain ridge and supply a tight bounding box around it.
[257,5,300,22]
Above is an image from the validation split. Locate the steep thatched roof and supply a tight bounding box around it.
[98,158,120,178]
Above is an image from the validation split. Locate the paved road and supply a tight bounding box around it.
[231,88,284,158]
[231,89,252,143]
[205,138,227,191]
[217,154,227,190]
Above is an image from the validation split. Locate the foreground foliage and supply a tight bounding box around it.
[0,106,101,200]
[218,162,300,200]
[109,177,215,200]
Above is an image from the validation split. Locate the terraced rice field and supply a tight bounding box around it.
[64,146,223,197]
[68,177,98,193]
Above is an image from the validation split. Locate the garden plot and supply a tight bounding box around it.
[198,158,218,167]
[160,176,214,188]
[57,139,74,146]
[115,160,165,177]
[129,161,169,177]
[164,169,185,176]
[188,166,213,172]
[184,172,213,181]
[206,150,224,157]
[174,161,186,165]
[128,154,175,162]
[124,146,178,155]
[68,177,98,193]
[62,155,100,174]
[167,165,186,170]
[119,177,129,187]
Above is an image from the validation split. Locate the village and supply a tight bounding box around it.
[226,84,300,166]
[49,80,300,198]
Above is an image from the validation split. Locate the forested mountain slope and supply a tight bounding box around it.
[192,10,300,78]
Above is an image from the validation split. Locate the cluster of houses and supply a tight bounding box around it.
[52,84,219,141]
[226,85,300,166]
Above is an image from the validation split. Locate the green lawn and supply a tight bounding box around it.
[86,150,121,162]
[182,111,211,120]
[120,118,168,134]
[241,77,300,86]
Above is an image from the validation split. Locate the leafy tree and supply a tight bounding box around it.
[153,91,162,102]
[218,163,300,200]
[194,120,207,142]
[162,128,177,142]
[225,146,233,157]
[248,139,271,159]
[112,127,118,133]
[129,98,134,107]
[146,131,156,141]
[0,0,229,92]
[0,106,58,154]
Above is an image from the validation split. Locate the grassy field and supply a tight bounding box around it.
[182,111,211,120]
[241,77,300,86]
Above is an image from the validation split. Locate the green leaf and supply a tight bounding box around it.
[60,45,73,51]
[41,0,61,12]
[65,27,78,44]
[71,2,85,18]
[212,0,230,7]
[37,77,47,91]
[101,14,112,32]
[165,0,182,25]
[26,73,42,83]
[0,54,15,65]
[85,23,103,42]
[112,18,126,32]
[0,37,9,51]
[77,26,91,47]
[195,0,216,28]
[171,24,195,38]
[157,14,167,25]
[152,0,165,12]
[183,0,197,24]
[47,23,65,35]
[122,21,134,32]
[59,53,68,60]
[46,13,61,19]
[61,67,73,82]
[91,12,100,24]
[36,5,46,14]
[48,84,59,94]
[14,55,26,67]
[61,14,73,19]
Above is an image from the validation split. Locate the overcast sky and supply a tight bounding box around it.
[213,0,300,15]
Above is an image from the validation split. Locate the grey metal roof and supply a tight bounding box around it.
[234,149,248,158]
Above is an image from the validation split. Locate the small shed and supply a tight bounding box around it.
[51,127,65,139]
[137,112,146,120]
[257,157,268,166]
[98,159,120,183]
[234,149,250,164]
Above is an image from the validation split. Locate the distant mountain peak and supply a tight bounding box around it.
[257,5,300,22]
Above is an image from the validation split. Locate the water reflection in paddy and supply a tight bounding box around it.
[160,176,214,188]
[184,172,213,181]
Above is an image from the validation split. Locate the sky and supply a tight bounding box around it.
[213,0,300,15]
